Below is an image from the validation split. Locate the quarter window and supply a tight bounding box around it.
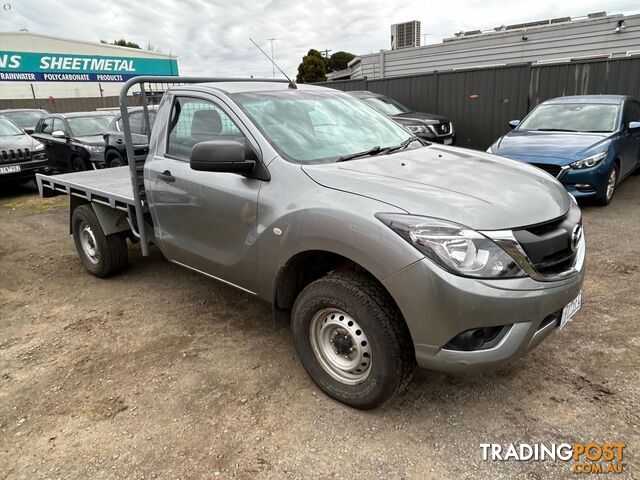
[167,97,243,159]
[40,117,54,134]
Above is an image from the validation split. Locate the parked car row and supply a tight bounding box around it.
[2,93,639,207]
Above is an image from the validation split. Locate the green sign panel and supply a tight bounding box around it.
[0,50,179,82]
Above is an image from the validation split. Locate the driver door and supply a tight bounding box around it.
[147,95,262,293]
[620,100,640,176]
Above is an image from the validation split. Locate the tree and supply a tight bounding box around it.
[328,51,356,73]
[296,49,327,83]
[100,39,141,49]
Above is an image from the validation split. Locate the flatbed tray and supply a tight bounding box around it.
[36,167,139,212]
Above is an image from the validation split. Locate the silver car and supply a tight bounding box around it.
[37,80,585,409]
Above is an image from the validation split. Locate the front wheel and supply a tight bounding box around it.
[72,204,128,277]
[596,164,618,206]
[292,271,416,409]
[106,151,126,168]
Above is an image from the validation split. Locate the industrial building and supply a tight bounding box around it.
[0,32,178,100]
[328,12,640,81]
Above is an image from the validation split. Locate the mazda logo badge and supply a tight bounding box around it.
[571,225,582,251]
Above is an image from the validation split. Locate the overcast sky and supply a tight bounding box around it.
[1,0,638,78]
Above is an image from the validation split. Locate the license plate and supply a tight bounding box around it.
[560,291,582,329]
[444,138,453,145]
[0,165,21,175]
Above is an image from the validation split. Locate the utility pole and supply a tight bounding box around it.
[320,49,332,58]
[266,37,281,78]
[421,33,431,46]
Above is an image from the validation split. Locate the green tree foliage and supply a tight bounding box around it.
[100,39,141,49]
[296,49,327,83]
[328,51,356,72]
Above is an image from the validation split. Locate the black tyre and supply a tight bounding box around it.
[107,151,127,168]
[71,156,89,172]
[596,164,618,206]
[292,271,416,409]
[71,204,128,278]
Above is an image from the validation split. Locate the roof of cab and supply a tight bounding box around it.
[171,81,334,95]
[544,95,629,105]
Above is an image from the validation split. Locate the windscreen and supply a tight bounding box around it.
[518,103,620,133]
[361,96,411,116]
[3,110,46,128]
[0,117,24,136]
[234,90,413,163]
[68,116,113,137]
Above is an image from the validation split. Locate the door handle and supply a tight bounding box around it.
[157,170,175,183]
[116,139,123,144]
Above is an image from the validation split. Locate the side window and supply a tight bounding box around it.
[40,117,54,134]
[167,97,243,159]
[53,118,66,134]
[129,112,145,135]
[623,101,640,127]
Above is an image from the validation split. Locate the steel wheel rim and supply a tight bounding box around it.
[79,221,99,264]
[606,168,617,201]
[309,308,372,385]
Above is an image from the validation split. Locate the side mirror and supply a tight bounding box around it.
[52,130,67,139]
[190,139,255,174]
[508,120,520,129]
[628,121,640,132]
[23,128,34,135]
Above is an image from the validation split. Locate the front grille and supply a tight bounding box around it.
[531,163,562,178]
[0,148,31,164]
[513,202,581,276]
[432,122,451,136]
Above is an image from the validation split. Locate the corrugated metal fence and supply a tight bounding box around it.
[317,57,640,150]
[0,95,140,113]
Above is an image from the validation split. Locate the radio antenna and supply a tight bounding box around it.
[249,37,297,89]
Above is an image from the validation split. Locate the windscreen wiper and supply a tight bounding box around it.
[337,146,382,162]
[534,128,578,132]
[381,137,421,154]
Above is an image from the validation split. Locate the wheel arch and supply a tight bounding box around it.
[272,250,412,344]
[69,198,130,236]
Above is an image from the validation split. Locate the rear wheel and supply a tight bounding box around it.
[106,151,126,168]
[72,204,128,277]
[292,271,416,409]
[596,164,618,206]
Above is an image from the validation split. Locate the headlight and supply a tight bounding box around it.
[85,145,105,154]
[33,142,45,151]
[405,125,427,134]
[570,151,606,170]
[376,214,525,278]
[486,146,493,153]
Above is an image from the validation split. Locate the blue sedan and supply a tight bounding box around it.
[488,95,640,205]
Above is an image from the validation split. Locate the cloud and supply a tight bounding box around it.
[1,0,638,78]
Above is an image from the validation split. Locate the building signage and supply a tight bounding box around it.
[0,50,179,82]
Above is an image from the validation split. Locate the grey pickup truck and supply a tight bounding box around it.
[37,77,585,409]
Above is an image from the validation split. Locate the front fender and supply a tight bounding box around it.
[254,159,424,301]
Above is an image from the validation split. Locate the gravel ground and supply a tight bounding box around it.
[1,177,639,479]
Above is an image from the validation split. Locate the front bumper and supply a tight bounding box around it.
[382,238,585,372]
[559,161,610,199]
[0,156,51,182]
[417,132,456,145]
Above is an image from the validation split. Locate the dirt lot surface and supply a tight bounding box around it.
[1,177,639,480]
